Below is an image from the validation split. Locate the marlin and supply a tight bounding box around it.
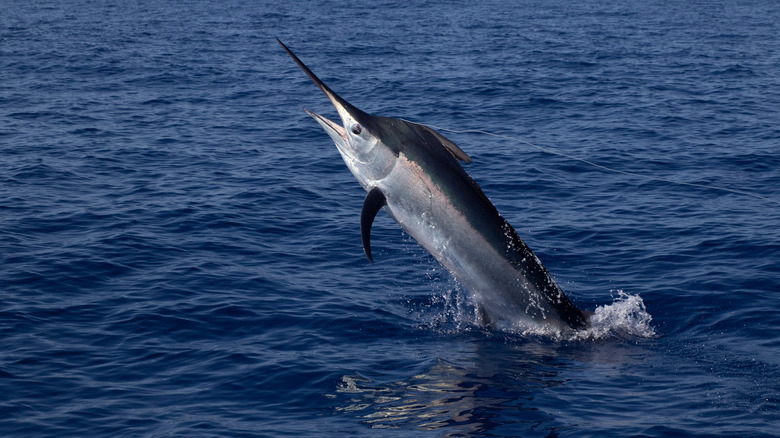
[278,39,590,331]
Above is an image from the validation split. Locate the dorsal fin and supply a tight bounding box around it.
[360,187,387,264]
[404,121,472,163]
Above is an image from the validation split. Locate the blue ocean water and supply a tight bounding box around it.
[2,0,779,436]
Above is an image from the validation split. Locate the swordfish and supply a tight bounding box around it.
[278,39,590,331]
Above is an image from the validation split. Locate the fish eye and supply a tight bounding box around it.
[351,124,362,135]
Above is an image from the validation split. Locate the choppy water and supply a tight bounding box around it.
[2,1,779,436]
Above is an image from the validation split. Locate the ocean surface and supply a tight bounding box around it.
[2,0,779,436]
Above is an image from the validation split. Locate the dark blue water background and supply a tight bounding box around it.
[2,1,779,436]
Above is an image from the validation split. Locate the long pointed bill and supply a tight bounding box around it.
[277,38,369,128]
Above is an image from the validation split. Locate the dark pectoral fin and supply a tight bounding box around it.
[360,187,387,264]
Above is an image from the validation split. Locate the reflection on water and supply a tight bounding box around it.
[333,365,539,435]
[329,336,654,436]
[329,342,576,436]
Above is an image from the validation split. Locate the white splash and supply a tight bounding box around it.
[498,290,656,341]
[419,284,655,341]
[572,290,656,341]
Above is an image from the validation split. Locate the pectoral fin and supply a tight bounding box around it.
[361,187,387,264]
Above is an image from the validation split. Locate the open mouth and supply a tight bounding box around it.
[303,108,347,142]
